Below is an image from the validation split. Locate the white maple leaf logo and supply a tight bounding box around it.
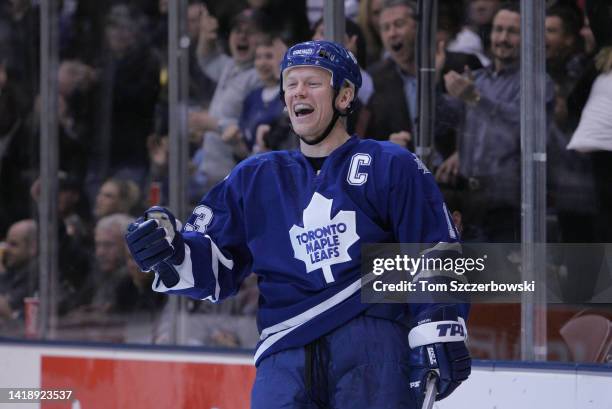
[289,192,360,283]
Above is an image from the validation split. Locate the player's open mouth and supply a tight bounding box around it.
[237,44,249,52]
[391,43,403,52]
[294,103,315,117]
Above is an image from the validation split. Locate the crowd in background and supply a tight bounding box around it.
[0,0,611,352]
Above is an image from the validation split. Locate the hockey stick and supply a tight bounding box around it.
[421,373,438,409]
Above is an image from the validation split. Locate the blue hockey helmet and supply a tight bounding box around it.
[279,40,362,109]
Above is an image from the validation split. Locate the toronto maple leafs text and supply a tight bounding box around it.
[294,223,347,263]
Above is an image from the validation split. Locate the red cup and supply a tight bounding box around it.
[24,296,40,338]
[149,182,161,206]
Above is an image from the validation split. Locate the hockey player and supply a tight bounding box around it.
[126,40,470,408]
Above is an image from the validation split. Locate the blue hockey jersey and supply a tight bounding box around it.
[153,136,461,365]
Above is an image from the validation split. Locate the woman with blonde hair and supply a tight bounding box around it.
[567,0,612,241]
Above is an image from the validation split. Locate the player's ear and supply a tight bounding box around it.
[336,84,355,111]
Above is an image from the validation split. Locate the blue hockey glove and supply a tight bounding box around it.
[408,305,471,406]
[125,206,185,288]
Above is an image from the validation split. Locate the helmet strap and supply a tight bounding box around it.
[298,89,345,146]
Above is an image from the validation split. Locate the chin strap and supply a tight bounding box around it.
[298,89,351,146]
[299,109,340,146]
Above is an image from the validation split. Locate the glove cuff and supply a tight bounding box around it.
[153,261,180,288]
[167,235,185,265]
[408,317,467,348]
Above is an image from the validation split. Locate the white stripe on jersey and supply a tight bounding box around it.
[153,244,196,292]
[412,241,466,283]
[420,241,462,256]
[254,277,362,364]
[412,268,469,284]
[203,235,235,302]
[442,203,458,239]
[153,237,234,303]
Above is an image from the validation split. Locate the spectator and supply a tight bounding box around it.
[153,1,217,119]
[70,213,134,315]
[185,1,218,108]
[439,3,554,242]
[145,131,170,205]
[93,178,141,220]
[26,171,94,314]
[222,34,288,157]
[55,1,108,62]
[445,0,491,67]
[566,0,612,123]
[306,0,359,27]
[544,4,596,245]
[541,4,600,302]
[91,213,133,313]
[0,0,40,110]
[567,0,612,242]
[582,0,612,58]
[57,1,73,54]
[143,116,211,207]
[56,222,94,317]
[365,0,419,146]
[580,15,596,56]
[146,0,169,53]
[0,57,32,237]
[357,0,385,66]
[115,243,166,314]
[435,0,484,161]
[30,171,93,241]
[466,0,501,58]
[191,8,263,193]
[437,0,485,77]
[0,219,37,324]
[26,60,97,187]
[364,0,460,148]
[87,3,161,196]
[546,5,587,90]
[57,59,97,143]
[248,0,310,45]
[57,173,92,241]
